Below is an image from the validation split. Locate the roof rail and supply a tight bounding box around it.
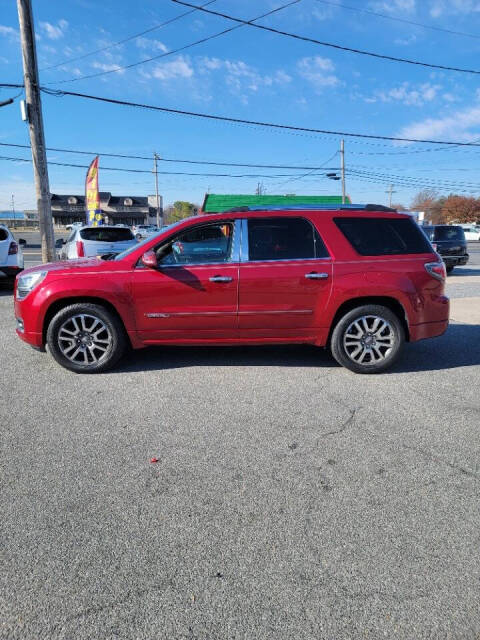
[222,203,396,213]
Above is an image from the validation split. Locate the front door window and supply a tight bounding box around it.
[158,223,234,266]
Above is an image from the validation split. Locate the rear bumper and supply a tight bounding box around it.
[442,254,469,266]
[410,319,449,341]
[0,266,23,279]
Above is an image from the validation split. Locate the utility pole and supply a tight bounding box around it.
[153,152,162,228]
[11,194,16,229]
[17,0,55,262]
[340,139,346,204]
[386,184,397,208]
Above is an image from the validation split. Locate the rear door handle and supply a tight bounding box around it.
[209,275,233,283]
[305,272,329,280]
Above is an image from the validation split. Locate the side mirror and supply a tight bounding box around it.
[141,250,158,268]
[18,238,27,247]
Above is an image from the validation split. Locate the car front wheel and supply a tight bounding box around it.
[330,304,405,374]
[46,303,126,373]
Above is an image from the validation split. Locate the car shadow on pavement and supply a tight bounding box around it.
[114,323,480,374]
[0,288,14,297]
[448,267,480,277]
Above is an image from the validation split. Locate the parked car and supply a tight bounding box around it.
[0,225,25,288]
[421,225,469,273]
[57,225,137,260]
[459,224,480,242]
[132,224,160,240]
[14,206,449,374]
[65,222,83,231]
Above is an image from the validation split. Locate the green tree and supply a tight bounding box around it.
[164,201,199,224]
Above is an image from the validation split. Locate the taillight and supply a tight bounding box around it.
[8,241,18,255]
[425,261,446,281]
[76,240,85,257]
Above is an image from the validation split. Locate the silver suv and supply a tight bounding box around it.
[57,225,137,260]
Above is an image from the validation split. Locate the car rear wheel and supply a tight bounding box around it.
[46,303,126,373]
[330,304,405,374]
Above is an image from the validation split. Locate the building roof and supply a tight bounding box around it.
[50,193,149,206]
[201,194,350,213]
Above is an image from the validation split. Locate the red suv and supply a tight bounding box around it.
[14,206,449,374]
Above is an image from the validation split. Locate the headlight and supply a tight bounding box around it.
[16,271,47,300]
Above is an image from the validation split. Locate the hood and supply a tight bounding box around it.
[21,257,104,276]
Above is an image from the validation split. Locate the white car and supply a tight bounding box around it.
[0,224,25,287]
[460,225,480,241]
[57,225,137,260]
[132,224,159,240]
[65,222,83,231]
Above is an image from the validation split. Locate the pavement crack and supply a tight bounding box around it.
[403,444,479,481]
[319,408,357,438]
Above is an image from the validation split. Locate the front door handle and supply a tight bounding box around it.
[305,272,329,280]
[209,275,233,283]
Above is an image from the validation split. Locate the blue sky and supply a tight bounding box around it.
[2,0,480,211]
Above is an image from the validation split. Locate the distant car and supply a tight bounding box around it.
[459,225,480,241]
[133,224,160,240]
[422,225,469,274]
[0,224,24,287]
[65,222,83,231]
[57,225,137,260]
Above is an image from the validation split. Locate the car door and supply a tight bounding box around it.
[238,216,332,339]
[133,220,240,342]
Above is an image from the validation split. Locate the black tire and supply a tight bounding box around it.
[330,304,405,374]
[46,303,126,373]
[446,265,454,274]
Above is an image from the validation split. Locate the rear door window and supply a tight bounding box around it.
[0,228,8,241]
[334,217,432,255]
[80,228,134,242]
[247,217,328,261]
[433,226,465,242]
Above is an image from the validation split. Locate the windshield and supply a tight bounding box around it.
[433,226,465,241]
[114,221,179,260]
[80,227,134,242]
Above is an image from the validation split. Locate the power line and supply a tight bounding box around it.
[0,141,342,170]
[47,0,301,84]
[172,0,480,76]
[0,153,340,178]
[38,85,480,148]
[40,0,217,72]
[314,0,480,41]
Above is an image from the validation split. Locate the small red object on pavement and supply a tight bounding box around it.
[150,457,159,463]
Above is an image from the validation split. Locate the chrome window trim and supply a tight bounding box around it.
[240,216,330,263]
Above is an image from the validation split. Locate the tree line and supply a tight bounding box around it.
[397,191,480,225]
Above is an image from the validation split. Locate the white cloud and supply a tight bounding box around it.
[369,0,415,12]
[0,25,18,41]
[91,62,126,75]
[40,19,68,40]
[198,57,291,94]
[430,0,480,17]
[367,82,441,106]
[136,37,168,53]
[396,104,480,142]
[297,56,339,90]
[149,56,193,80]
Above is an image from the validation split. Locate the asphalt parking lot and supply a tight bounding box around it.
[1,238,480,639]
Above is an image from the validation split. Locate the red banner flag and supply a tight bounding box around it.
[85,156,103,226]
